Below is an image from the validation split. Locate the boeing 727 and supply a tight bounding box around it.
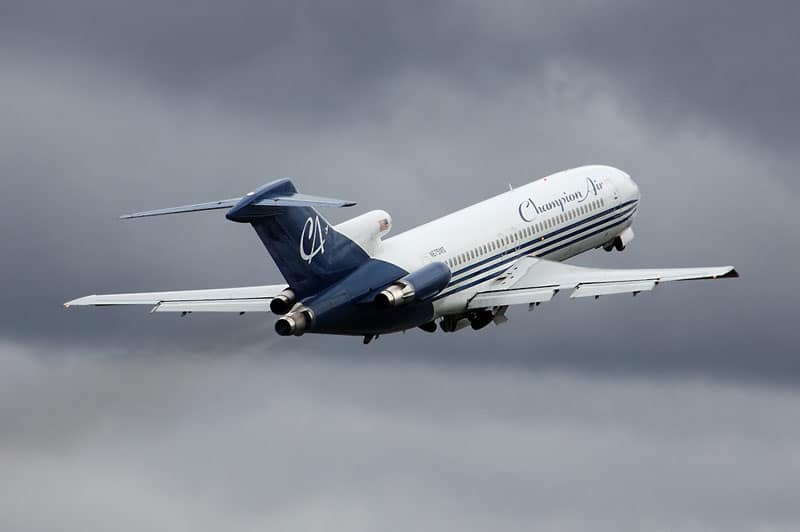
[65,165,738,343]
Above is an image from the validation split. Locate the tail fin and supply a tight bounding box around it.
[224,179,368,297]
[121,179,366,298]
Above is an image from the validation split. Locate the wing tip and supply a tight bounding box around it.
[63,295,96,307]
[721,267,739,279]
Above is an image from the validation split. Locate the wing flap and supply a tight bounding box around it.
[570,280,656,298]
[468,287,557,309]
[152,299,272,313]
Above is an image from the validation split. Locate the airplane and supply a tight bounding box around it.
[65,165,738,344]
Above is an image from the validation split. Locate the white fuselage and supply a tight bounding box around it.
[376,165,641,317]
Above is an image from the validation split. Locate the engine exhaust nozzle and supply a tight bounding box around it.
[274,306,313,336]
[375,282,415,308]
[270,289,296,315]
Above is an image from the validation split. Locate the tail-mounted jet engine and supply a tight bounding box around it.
[270,288,296,315]
[274,305,314,336]
[375,262,451,308]
[334,210,392,256]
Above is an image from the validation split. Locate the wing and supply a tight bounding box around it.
[64,284,286,314]
[467,257,738,309]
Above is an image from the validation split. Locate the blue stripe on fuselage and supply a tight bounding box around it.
[449,198,639,280]
[434,207,637,300]
[441,201,638,294]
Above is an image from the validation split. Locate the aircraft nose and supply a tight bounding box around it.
[617,171,640,201]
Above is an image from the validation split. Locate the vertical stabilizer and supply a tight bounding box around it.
[225,180,368,297]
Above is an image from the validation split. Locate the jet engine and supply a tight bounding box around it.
[270,288,296,315]
[375,262,451,308]
[334,210,392,256]
[274,305,314,336]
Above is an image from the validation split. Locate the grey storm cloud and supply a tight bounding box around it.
[2,343,800,532]
[1,2,800,530]
[3,1,798,149]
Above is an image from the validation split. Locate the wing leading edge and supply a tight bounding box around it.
[64,284,286,313]
[467,257,737,309]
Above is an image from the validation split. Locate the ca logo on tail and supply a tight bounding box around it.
[300,216,328,263]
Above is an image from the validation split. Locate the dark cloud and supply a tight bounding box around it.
[1,45,797,381]
[2,2,800,528]
[2,343,800,532]
[2,1,798,149]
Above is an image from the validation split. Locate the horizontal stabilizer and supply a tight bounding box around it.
[121,198,241,219]
[120,179,356,220]
[253,192,356,209]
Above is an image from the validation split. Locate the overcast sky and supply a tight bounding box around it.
[1,1,799,531]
